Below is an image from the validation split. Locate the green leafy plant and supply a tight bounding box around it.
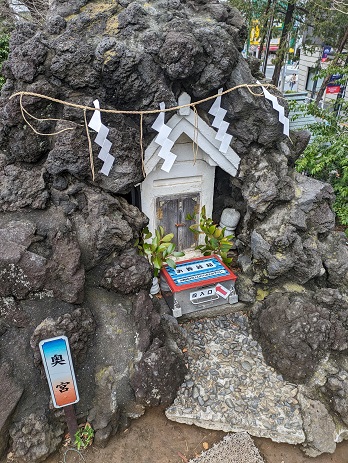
[0,33,9,90]
[295,99,348,226]
[74,423,94,450]
[135,226,185,277]
[186,206,234,266]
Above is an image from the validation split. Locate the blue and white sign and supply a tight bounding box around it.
[39,336,79,409]
[165,257,230,287]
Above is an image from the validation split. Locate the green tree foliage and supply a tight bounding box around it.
[0,33,9,90]
[228,0,348,87]
[302,1,348,53]
[228,0,275,57]
[228,0,270,25]
[270,0,296,86]
[295,98,348,226]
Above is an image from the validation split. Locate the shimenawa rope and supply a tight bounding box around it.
[10,83,280,179]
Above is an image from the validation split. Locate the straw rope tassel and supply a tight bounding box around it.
[83,109,95,181]
[192,106,199,165]
[140,112,146,178]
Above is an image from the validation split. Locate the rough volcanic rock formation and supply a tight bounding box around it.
[101,249,153,294]
[0,364,24,458]
[9,412,65,463]
[30,308,96,369]
[253,289,348,383]
[0,0,347,460]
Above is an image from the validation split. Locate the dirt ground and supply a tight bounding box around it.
[41,407,348,463]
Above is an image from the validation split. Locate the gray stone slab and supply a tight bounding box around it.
[166,312,305,445]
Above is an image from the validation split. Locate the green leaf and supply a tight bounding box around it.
[211,237,219,248]
[189,226,199,235]
[201,205,206,218]
[166,258,176,269]
[214,228,222,238]
[162,233,174,242]
[151,236,159,250]
[153,256,162,269]
[173,251,185,257]
[166,243,175,254]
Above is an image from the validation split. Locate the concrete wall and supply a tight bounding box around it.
[297,49,319,95]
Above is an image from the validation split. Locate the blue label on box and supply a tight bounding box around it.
[165,257,230,287]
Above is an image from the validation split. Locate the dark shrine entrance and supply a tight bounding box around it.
[156,193,199,251]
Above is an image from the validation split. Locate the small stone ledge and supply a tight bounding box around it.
[180,302,247,321]
[156,298,248,320]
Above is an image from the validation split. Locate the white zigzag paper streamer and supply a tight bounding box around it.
[151,102,177,173]
[88,99,115,176]
[257,81,290,136]
[208,87,233,154]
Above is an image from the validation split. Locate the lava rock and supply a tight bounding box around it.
[71,188,148,269]
[0,0,347,458]
[10,413,64,463]
[87,366,120,448]
[8,32,48,83]
[0,165,48,211]
[235,274,257,303]
[324,369,348,426]
[30,307,96,369]
[319,232,348,288]
[46,233,85,304]
[298,392,336,457]
[0,364,24,458]
[101,249,153,294]
[252,290,348,383]
[130,338,187,407]
[131,290,161,352]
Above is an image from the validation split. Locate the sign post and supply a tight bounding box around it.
[39,336,79,439]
